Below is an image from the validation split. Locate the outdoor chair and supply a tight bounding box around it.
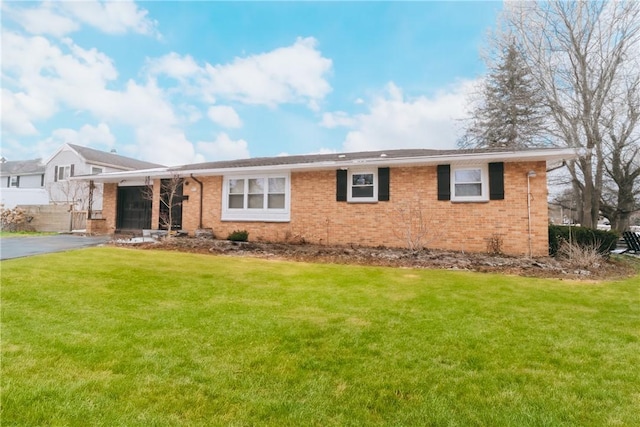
[622,231,640,254]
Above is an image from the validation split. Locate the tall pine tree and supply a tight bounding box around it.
[462,41,546,149]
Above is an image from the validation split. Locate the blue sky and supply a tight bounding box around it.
[1,1,503,166]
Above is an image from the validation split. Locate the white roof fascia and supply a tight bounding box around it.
[73,148,578,182]
[69,167,171,183]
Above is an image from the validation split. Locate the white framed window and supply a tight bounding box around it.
[451,165,489,202]
[58,165,71,181]
[222,173,290,222]
[10,176,19,187]
[91,167,103,175]
[348,170,377,203]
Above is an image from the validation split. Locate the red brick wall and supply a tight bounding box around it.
[103,161,550,256]
[86,219,108,235]
[102,183,117,234]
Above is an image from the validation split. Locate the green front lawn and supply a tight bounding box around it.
[2,247,639,426]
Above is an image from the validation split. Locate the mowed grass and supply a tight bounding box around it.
[2,248,639,426]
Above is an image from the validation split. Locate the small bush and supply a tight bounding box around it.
[227,230,249,242]
[556,240,604,270]
[548,225,619,256]
[486,233,504,255]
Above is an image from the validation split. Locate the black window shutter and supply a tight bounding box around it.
[378,167,390,201]
[16,176,20,188]
[489,162,504,200]
[70,164,75,177]
[54,166,59,182]
[336,170,347,201]
[41,174,45,187]
[437,165,451,201]
[6,177,10,187]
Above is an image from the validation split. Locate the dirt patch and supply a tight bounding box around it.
[111,237,637,281]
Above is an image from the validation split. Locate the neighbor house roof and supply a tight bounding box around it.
[0,159,45,176]
[78,147,579,183]
[46,143,164,170]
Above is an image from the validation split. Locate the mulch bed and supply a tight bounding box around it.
[111,237,638,281]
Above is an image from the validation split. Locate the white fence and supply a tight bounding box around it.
[1,188,49,209]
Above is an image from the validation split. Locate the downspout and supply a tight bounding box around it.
[190,174,204,229]
[527,170,537,258]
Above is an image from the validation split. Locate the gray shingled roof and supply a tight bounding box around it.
[0,159,45,175]
[169,147,541,172]
[68,144,164,170]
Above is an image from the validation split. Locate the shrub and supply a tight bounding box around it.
[548,225,619,256]
[227,230,249,242]
[556,240,604,270]
[486,233,504,255]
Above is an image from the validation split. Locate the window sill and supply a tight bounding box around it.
[222,211,290,222]
[346,199,378,204]
[450,199,489,203]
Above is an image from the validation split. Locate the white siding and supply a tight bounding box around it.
[46,149,88,207]
[0,174,43,188]
[19,174,44,188]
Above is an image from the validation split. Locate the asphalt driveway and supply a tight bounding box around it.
[0,235,110,260]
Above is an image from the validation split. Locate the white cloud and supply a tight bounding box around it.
[1,89,48,136]
[7,2,79,37]
[5,1,159,38]
[88,79,177,127]
[179,104,203,124]
[2,31,179,133]
[148,37,332,108]
[207,106,242,129]
[320,111,356,128]
[1,31,119,130]
[1,31,201,165]
[324,81,477,152]
[136,125,198,166]
[203,37,332,107]
[34,123,117,158]
[61,0,159,36]
[196,133,250,161]
[59,123,116,147]
[145,52,202,81]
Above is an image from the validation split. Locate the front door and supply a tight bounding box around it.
[116,186,151,230]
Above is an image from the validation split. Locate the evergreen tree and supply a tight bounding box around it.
[462,41,546,149]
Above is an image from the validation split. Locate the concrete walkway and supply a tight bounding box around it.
[0,234,111,260]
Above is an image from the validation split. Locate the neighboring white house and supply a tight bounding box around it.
[0,158,49,208]
[0,158,45,189]
[45,143,162,212]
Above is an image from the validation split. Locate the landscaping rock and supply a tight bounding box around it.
[110,238,636,281]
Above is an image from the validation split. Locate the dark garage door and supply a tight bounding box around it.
[117,186,151,230]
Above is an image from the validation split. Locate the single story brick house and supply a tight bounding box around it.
[78,147,577,256]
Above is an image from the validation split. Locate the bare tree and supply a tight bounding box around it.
[48,180,91,210]
[501,1,640,229]
[143,174,184,238]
